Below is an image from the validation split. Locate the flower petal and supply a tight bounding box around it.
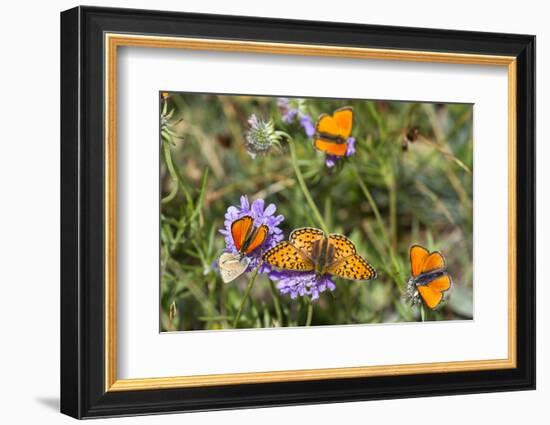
[264,203,276,217]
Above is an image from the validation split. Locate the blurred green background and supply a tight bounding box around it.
[160,92,473,332]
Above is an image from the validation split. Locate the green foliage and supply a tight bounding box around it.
[160,93,473,331]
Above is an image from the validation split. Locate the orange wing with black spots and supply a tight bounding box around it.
[326,254,377,280]
[289,228,325,258]
[325,233,376,280]
[327,234,357,259]
[262,241,315,272]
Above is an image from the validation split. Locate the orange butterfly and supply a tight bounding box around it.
[313,107,353,157]
[408,245,452,309]
[263,227,376,280]
[218,216,268,283]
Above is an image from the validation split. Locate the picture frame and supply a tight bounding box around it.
[60,5,535,419]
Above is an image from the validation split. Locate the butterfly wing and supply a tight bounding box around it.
[427,274,452,292]
[421,251,446,274]
[262,241,315,272]
[325,234,376,280]
[417,285,443,309]
[244,224,268,254]
[313,138,348,157]
[410,245,430,277]
[327,234,357,259]
[315,113,340,137]
[332,107,353,139]
[326,254,377,280]
[231,216,254,252]
[289,227,325,258]
[218,252,250,283]
[313,110,350,157]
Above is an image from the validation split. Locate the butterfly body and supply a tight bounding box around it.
[218,215,268,283]
[309,236,337,277]
[412,269,446,287]
[313,107,353,157]
[263,227,376,281]
[408,245,452,309]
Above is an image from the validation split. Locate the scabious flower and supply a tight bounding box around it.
[299,114,316,138]
[277,98,300,123]
[325,136,356,168]
[245,115,282,158]
[270,270,336,301]
[219,195,284,274]
[277,97,315,138]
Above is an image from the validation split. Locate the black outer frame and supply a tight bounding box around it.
[60,5,535,419]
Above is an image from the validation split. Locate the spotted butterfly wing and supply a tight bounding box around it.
[262,241,315,272]
[326,254,377,280]
[289,227,325,258]
[325,234,376,280]
[327,234,357,259]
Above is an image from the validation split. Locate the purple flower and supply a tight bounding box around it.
[270,270,336,301]
[277,97,315,138]
[219,195,284,273]
[325,137,356,168]
[299,114,316,138]
[277,98,299,123]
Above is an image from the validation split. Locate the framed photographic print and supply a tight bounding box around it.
[60,6,535,419]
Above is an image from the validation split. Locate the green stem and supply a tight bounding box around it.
[268,279,284,327]
[351,164,399,271]
[161,140,194,205]
[288,140,329,234]
[305,301,313,326]
[420,304,429,322]
[232,263,261,328]
[161,141,179,204]
[388,177,397,250]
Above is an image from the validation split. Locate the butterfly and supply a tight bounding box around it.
[313,107,353,157]
[408,244,452,309]
[218,215,268,283]
[263,227,376,281]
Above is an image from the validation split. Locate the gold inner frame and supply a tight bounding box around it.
[104,33,517,392]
